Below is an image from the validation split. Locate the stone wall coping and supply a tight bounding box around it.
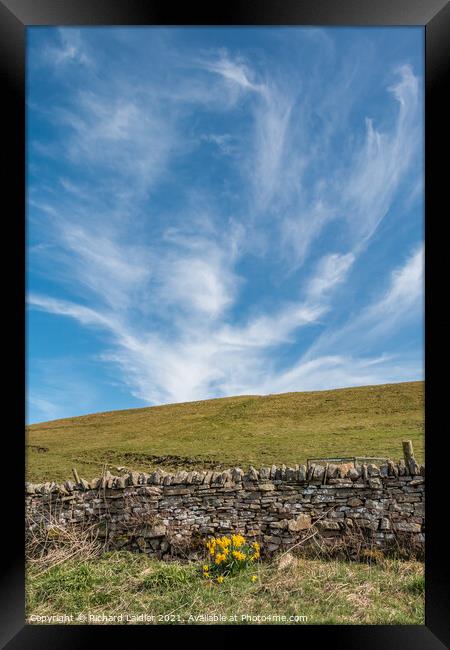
[26,459,425,495]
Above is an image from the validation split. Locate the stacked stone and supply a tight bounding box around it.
[26,459,425,559]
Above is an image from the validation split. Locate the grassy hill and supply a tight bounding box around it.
[26,381,424,483]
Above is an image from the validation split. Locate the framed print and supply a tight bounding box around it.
[1,0,449,646]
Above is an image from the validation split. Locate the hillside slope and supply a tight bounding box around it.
[26,381,424,483]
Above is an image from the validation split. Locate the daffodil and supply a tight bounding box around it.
[231,534,245,548]
[232,550,246,561]
[202,533,262,580]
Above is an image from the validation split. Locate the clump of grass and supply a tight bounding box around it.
[406,574,425,595]
[141,563,196,589]
[27,562,112,612]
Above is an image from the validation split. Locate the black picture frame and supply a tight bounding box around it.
[2,0,449,646]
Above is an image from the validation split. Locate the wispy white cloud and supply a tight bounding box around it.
[26,232,372,404]
[27,213,342,402]
[28,294,111,329]
[203,52,266,94]
[216,303,325,349]
[201,52,301,215]
[200,133,236,155]
[343,64,420,245]
[357,242,424,338]
[202,57,420,278]
[27,31,423,416]
[57,92,176,197]
[58,223,151,311]
[46,29,92,67]
[161,255,237,319]
[27,239,423,405]
[250,88,294,212]
[306,252,355,300]
[303,243,424,361]
[280,200,335,270]
[243,63,421,268]
[251,353,421,396]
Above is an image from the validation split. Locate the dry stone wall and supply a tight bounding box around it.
[26,458,425,559]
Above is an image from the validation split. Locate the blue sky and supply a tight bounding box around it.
[26,27,424,424]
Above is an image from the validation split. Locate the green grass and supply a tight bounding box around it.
[26,551,424,625]
[26,381,424,483]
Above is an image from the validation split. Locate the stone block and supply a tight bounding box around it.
[347,497,363,507]
[393,521,422,533]
[379,517,391,531]
[287,514,311,531]
[316,520,340,530]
